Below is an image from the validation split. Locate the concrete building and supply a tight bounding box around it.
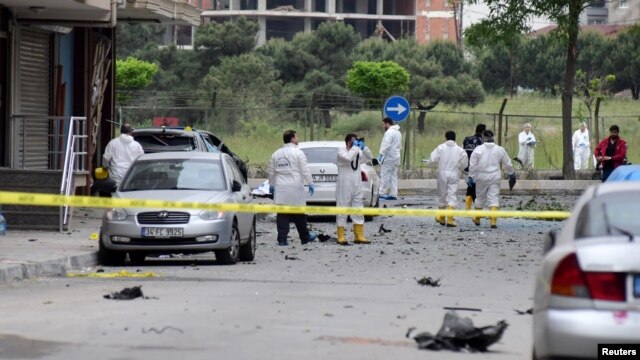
[200,0,461,46]
[581,0,639,25]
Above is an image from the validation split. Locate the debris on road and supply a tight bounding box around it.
[378,224,392,234]
[515,308,533,315]
[407,311,508,352]
[67,269,158,278]
[142,326,184,334]
[103,286,145,300]
[285,254,299,260]
[416,277,441,287]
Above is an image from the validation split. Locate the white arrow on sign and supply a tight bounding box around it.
[386,103,407,115]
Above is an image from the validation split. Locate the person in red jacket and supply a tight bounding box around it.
[594,125,627,182]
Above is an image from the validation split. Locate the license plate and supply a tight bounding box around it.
[312,174,337,182]
[142,227,183,238]
[634,275,640,298]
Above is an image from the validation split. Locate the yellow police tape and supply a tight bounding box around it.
[66,269,158,278]
[0,190,571,219]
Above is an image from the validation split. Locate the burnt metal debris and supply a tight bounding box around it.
[378,224,392,234]
[103,286,144,300]
[408,311,508,352]
[416,277,441,287]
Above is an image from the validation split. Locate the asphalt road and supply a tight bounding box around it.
[0,194,578,360]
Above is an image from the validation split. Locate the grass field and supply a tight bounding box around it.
[133,95,639,171]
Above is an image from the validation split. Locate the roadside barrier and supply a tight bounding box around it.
[0,191,571,220]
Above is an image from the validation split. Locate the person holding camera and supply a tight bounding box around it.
[335,134,373,245]
[427,131,468,227]
[594,124,627,182]
[517,123,536,169]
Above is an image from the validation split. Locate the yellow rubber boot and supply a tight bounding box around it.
[435,206,446,226]
[473,208,482,226]
[465,196,473,210]
[337,226,348,245]
[353,224,370,244]
[446,206,457,227]
[490,206,499,228]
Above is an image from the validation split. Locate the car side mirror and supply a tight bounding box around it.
[543,229,557,255]
[231,180,242,192]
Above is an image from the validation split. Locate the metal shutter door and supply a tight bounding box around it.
[16,27,51,169]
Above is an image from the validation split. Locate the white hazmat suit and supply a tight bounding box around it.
[428,140,468,208]
[572,126,591,170]
[336,145,373,228]
[268,143,312,206]
[378,124,402,198]
[517,128,536,169]
[103,133,144,185]
[469,142,515,209]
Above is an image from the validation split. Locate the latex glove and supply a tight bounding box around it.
[308,183,315,196]
[352,139,361,149]
[377,154,384,163]
[528,141,536,146]
[467,176,475,187]
[358,140,365,150]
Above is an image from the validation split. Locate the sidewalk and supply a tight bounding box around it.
[0,179,598,283]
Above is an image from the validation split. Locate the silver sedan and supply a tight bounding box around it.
[533,181,640,359]
[99,152,256,266]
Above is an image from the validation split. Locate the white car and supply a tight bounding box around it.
[298,141,380,219]
[532,181,640,359]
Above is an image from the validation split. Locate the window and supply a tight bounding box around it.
[574,193,640,239]
[301,147,338,163]
[620,0,628,8]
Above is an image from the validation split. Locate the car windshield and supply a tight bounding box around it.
[301,147,338,164]
[120,159,226,191]
[134,134,197,152]
[575,192,640,239]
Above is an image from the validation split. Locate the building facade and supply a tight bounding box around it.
[581,0,639,25]
[200,0,460,45]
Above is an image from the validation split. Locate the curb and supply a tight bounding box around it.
[0,251,98,283]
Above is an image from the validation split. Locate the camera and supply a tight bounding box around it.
[355,137,364,143]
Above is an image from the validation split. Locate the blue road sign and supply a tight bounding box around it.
[383,96,410,122]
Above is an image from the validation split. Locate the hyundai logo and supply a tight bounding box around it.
[320,168,326,174]
[157,211,169,218]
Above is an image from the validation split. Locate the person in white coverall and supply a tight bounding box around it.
[428,131,468,227]
[377,117,402,200]
[572,122,590,170]
[102,123,144,188]
[267,130,316,246]
[336,134,374,245]
[517,123,536,169]
[468,130,516,229]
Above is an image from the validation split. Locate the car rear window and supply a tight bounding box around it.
[574,193,640,239]
[134,134,197,152]
[301,147,338,164]
[121,159,225,192]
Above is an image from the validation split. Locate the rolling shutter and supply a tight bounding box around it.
[16,27,51,169]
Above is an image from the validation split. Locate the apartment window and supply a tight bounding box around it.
[619,0,628,9]
[424,0,431,9]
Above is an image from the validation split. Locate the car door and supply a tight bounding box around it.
[224,156,253,238]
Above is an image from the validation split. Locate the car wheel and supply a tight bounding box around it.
[98,234,126,266]
[215,222,240,265]
[364,188,375,221]
[239,217,257,262]
[128,252,146,264]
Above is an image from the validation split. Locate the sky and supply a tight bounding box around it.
[462,2,555,30]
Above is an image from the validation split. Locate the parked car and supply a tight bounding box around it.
[532,181,640,359]
[99,152,256,266]
[298,141,380,220]
[606,164,640,182]
[133,126,247,180]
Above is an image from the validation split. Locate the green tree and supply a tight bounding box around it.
[346,61,409,99]
[517,34,565,94]
[608,25,640,100]
[115,57,158,103]
[115,23,165,59]
[464,0,594,180]
[194,17,260,74]
[574,69,616,139]
[257,38,319,84]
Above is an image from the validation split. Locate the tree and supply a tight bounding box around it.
[115,57,158,103]
[115,23,165,59]
[346,61,409,99]
[574,69,615,139]
[464,0,593,180]
[517,34,565,94]
[608,25,640,100]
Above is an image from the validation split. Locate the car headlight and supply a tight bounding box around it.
[106,208,127,221]
[200,210,225,220]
